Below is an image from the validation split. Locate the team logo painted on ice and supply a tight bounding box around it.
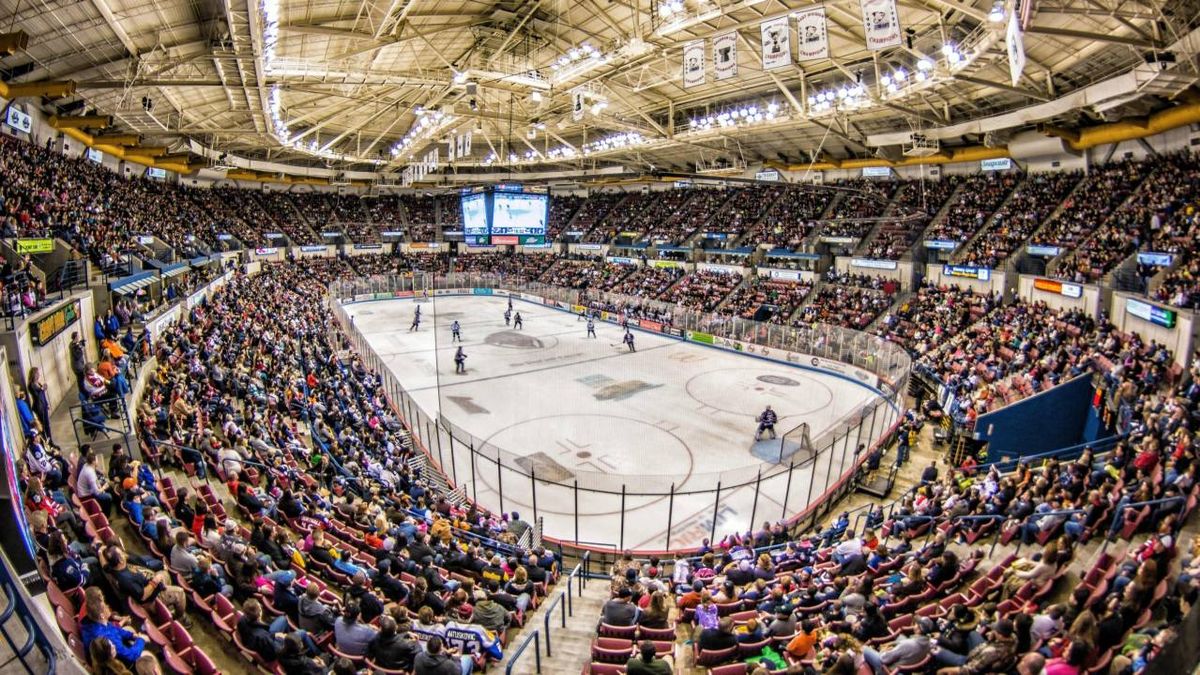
[593,380,662,401]
[485,331,545,349]
[756,374,800,386]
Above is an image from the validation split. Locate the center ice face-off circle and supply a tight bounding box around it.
[477,413,695,516]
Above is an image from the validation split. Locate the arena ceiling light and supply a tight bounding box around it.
[390,109,457,158]
[654,0,766,36]
[260,0,281,73]
[582,131,646,155]
[686,101,787,133]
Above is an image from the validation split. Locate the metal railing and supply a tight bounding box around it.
[505,629,541,675]
[0,549,56,675]
[541,550,590,659]
[326,274,910,554]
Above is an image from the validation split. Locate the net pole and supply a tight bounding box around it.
[619,485,626,551]
[750,470,762,532]
[531,470,538,524]
[448,428,458,487]
[469,440,478,503]
[709,482,722,544]
[497,456,505,513]
[665,483,675,551]
[782,459,794,520]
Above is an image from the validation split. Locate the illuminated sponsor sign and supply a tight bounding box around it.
[30,299,80,347]
[1136,252,1173,267]
[15,238,53,254]
[924,240,958,250]
[980,158,1013,171]
[851,258,898,270]
[1026,244,1061,257]
[942,265,990,281]
[1033,277,1083,299]
[862,166,891,177]
[1125,298,1176,329]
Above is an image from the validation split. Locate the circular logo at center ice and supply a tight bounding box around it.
[756,375,800,386]
[485,331,545,349]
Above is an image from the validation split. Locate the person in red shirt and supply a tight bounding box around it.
[677,580,704,610]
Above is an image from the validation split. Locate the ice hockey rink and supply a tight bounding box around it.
[343,294,895,550]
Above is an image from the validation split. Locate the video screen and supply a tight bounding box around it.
[461,193,489,243]
[491,192,548,236]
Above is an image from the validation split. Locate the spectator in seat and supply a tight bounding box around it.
[298,583,338,632]
[935,618,1018,674]
[237,598,318,663]
[88,636,140,675]
[601,587,638,626]
[277,633,326,675]
[76,449,113,516]
[334,601,378,657]
[698,616,738,652]
[864,616,935,671]
[694,591,719,631]
[471,593,511,634]
[103,546,187,625]
[367,616,421,671]
[639,590,671,629]
[79,588,152,672]
[785,619,820,659]
[413,636,472,675]
[626,639,672,675]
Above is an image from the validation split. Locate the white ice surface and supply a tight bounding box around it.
[346,295,893,551]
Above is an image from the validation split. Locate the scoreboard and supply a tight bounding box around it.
[460,185,548,245]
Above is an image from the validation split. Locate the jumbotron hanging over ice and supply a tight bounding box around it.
[462,185,550,246]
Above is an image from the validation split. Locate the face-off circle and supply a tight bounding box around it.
[478,414,695,516]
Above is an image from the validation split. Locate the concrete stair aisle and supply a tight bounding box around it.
[1044,166,1161,278]
[951,175,1029,262]
[852,182,915,257]
[711,275,753,314]
[504,572,611,675]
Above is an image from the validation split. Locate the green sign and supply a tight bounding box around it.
[688,331,714,345]
[15,238,53,254]
[30,299,80,347]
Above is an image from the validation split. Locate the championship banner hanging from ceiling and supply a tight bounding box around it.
[1006,10,1026,86]
[464,131,472,156]
[682,40,705,89]
[860,0,903,50]
[572,91,585,121]
[713,32,738,80]
[760,16,792,70]
[795,8,829,61]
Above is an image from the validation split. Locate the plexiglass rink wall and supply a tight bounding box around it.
[328,274,910,553]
